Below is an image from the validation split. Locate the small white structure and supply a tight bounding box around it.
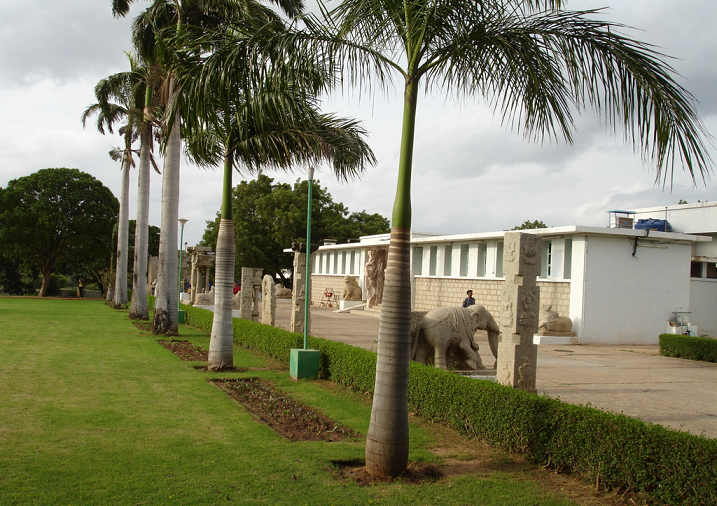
[305,202,716,345]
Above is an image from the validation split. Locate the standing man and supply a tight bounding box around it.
[462,289,475,307]
[78,276,84,298]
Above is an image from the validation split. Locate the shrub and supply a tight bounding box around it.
[660,333,717,363]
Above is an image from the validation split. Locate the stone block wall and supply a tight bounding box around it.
[310,275,346,306]
[414,277,571,322]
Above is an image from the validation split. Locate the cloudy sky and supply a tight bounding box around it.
[1,0,715,247]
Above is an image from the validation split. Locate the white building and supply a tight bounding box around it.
[307,202,716,344]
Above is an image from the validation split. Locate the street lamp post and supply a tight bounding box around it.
[303,167,314,350]
[289,167,320,380]
[178,218,188,324]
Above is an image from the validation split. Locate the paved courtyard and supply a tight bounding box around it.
[240,299,717,438]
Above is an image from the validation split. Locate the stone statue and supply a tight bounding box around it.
[195,285,215,306]
[261,274,276,326]
[364,249,386,307]
[538,304,575,335]
[275,284,292,299]
[410,305,500,370]
[341,275,362,301]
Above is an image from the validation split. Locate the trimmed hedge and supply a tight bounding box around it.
[158,299,717,505]
[660,333,717,363]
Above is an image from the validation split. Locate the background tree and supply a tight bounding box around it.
[201,174,389,287]
[0,169,118,297]
[511,220,548,230]
[82,57,146,308]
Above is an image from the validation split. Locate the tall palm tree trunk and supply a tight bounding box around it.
[129,103,153,319]
[365,78,419,477]
[112,150,131,308]
[208,154,235,370]
[152,100,181,335]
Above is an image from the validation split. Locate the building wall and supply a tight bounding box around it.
[413,276,571,322]
[578,235,692,345]
[310,274,346,306]
[688,279,717,337]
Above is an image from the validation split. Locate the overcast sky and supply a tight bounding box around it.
[1,0,715,247]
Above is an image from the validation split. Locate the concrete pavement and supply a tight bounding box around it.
[269,299,717,438]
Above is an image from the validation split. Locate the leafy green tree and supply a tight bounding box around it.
[0,169,118,297]
[287,0,713,477]
[511,220,548,230]
[202,175,388,287]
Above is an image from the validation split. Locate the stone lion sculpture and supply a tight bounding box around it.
[275,284,292,299]
[538,304,573,333]
[341,275,362,301]
[195,286,215,306]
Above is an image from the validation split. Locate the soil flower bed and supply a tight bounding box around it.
[211,378,358,442]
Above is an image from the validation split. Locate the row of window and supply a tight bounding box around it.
[314,249,361,275]
[691,261,717,279]
[312,239,573,280]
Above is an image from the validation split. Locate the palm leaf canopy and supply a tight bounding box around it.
[290,0,712,186]
[169,20,375,181]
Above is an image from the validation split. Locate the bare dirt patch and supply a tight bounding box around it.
[158,339,208,361]
[211,378,358,442]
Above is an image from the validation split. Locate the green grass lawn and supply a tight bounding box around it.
[0,298,591,505]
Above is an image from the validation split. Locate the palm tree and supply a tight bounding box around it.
[82,58,145,309]
[129,74,162,320]
[115,0,307,335]
[173,22,375,370]
[289,0,713,477]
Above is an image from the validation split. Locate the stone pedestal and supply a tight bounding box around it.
[240,267,262,322]
[290,251,309,334]
[261,274,276,326]
[497,232,542,393]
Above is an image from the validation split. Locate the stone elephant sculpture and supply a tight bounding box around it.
[410,305,500,370]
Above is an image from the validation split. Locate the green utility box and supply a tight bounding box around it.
[289,349,320,380]
[178,310,186,324]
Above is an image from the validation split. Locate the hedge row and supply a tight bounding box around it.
[660,333,717,363]
[169,301,717,505]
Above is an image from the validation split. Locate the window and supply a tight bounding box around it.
[333,252,338,274]
[459,244,469,276]
[317,252,323,274]
[496,242,504,277]
[691,261,704,278]
[341,251,346,274]
[413,247,423,275]
[350,251,356,274]
[444,245,453,276]
[708,263,717,279]
[563,239,572,279]
[429,246,438,275]
[477,243,487,277]
[541,241,553,277]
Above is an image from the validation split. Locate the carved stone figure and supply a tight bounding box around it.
[195,285,215,306]
[240,267,263,322]
[410,305,500,370]
[538,304,574,334]
[261,274,276,326]
[341,275,362,301]
[364,249,386,307]
[275,284,292,299]
[497,232,541,392]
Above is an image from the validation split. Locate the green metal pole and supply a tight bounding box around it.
[303,168,314,350]
[178,219,187,314]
